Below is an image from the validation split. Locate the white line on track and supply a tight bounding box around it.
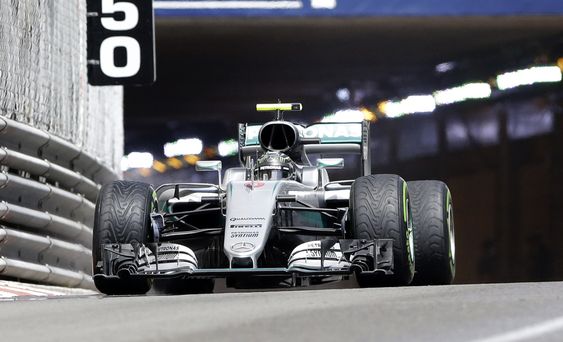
[473,316,563,342]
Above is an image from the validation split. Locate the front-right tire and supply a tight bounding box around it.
[93,180,155,295]
[349,174,415,286]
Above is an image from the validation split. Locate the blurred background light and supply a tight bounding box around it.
[435,61,456,73]
[163,138,203,157]
[183,155,200,165]
[336,88,351,102]
[320,108,376,122]
[496,66,562,90]
[121,152,154,170]
[379,95,436,118]
[218,139,239,157]
[311,0,337,9]
[152,160,167,173]
[434,82,492,105]
[166,157,183,169]
[321,109,364,122]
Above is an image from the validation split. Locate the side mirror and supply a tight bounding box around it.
[317,158,344,170]
[196,160,222,186]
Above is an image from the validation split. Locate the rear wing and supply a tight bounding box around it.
[238,121,371,176]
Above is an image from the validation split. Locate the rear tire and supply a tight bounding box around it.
[349,174,415,286]
[408,180,455,285]
[93,181,156,295]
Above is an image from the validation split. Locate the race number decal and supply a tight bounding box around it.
[87,0,156,85]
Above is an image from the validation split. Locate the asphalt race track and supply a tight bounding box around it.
[1,281,563,341]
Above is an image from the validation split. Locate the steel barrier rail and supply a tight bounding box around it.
[0,257,93,288]
[0,173,95,225]
[0,116,118,289]
[0,227,91,274]
[0,117,116,186]
[0,202,92,246]
[0,147,99,202]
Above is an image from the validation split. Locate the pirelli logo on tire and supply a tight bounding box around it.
[87,0,156,86]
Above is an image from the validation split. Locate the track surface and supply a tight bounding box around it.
[1,281,562,341]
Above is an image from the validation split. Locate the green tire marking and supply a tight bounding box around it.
[402,180,407,223]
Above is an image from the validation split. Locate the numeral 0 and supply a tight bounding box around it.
[100,37,141,78]
[99,0,141,78]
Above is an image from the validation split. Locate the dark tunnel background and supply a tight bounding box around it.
[123,16,563,284]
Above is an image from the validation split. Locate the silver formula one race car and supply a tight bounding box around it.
[92,103,456,295]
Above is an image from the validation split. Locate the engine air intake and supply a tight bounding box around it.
[258,121,299,152]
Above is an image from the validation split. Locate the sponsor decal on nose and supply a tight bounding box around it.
[231,242,255,253]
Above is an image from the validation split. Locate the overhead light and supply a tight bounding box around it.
[435,62,455,73]
[321,109,364,123]
[166,157,183,169]
[153,160,167,173]
[183,155,200,165]
[218,139,239,157]
[434,83,492,105]
[496,66,562,90]
[163,138,203,157]
[311,0,337,9]
[320,108,376,123]
[121,152,154,171]
[336,88,351,102]
[122,152,153,170]
[379,95,436,118]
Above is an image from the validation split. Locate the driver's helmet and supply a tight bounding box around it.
[255,152,294,181]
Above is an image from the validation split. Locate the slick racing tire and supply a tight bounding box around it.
[408,180,455,285]
[349,174,415,286]
[93,181,156,295]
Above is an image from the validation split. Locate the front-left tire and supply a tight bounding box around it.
[408,180,455,285]
[93,180,156,295]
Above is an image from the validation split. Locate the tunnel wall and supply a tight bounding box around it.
[0,1,123,288]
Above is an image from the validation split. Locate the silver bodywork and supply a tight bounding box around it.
[223,180,283,266]
[94,119,397,286]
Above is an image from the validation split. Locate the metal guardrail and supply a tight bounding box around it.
[0,116,119,289]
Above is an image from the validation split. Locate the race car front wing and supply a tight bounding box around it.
[93,239,394,284]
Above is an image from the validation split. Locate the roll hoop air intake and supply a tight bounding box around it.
[258,121,300,153]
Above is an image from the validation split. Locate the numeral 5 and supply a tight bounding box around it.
[101,0,139,31]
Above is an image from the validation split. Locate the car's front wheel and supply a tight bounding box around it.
[93,180,156,295]
[408,180,455,285]
[349,174,415,286]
